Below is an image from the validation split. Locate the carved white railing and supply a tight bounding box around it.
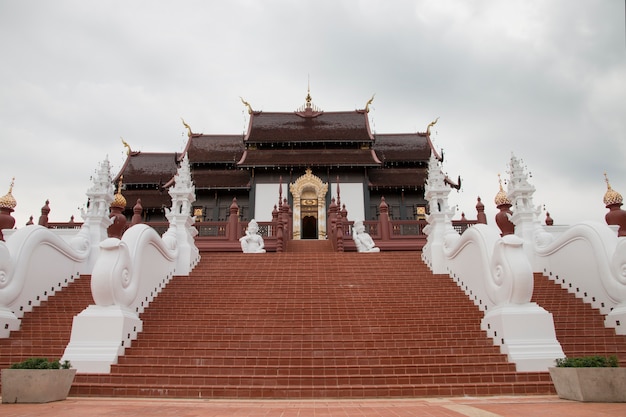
[0,226,90,338]
[438,224,564,371]
[62,153,199,373]
[534,221,626,334]
[63,224,179,373]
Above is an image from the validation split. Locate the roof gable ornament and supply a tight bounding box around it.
[121,137,140,157]
[181,118,193,138]
[121,137,132,156]
[239,97,254,115]
[295,85,323,117]
[365,94,375,113]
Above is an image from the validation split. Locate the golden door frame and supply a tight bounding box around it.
[289,168,328,239]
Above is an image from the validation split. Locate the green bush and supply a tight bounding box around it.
[10,358,71,370]
[555,355,619,368]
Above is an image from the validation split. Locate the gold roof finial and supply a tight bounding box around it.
[305,75,312,108]
[426,117,439,136]
[365,94,375,113]
[181,118,193,138]
[121,137,132,156]
[603,172,623,206]
[0,177,17,210]
[239,97,253,114]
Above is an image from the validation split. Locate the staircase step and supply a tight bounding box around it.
[6,252,626,399]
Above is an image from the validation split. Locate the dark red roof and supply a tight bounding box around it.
[187,134,244,163]
[373,133,431,162]
[119,152,178,185]
[237,149,381,167]
[192,169,250,189]
[368,168,428,188]
[122,189,172,209]
[246,111,373,143]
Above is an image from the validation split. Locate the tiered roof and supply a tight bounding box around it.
[114,92,457,200]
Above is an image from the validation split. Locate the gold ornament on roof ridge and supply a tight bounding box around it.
[0,177,17,209]
[426,117,439,136]
[121,137,132,156]
[181,118,193,138]
[603,172,623,206]
[365,94,375,113]
[239,97,253,114]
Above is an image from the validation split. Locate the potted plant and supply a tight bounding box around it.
[1,358,76,403]
[549,355,626,402]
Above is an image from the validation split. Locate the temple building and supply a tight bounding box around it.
[115,91,459,239]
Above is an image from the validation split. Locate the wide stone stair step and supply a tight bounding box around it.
[70,252,555,398]
[532,273,626,366]
[7,251,626,399]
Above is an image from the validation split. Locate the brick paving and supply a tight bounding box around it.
[1,396,625,417]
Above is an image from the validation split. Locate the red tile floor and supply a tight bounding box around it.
[1,396,625,417]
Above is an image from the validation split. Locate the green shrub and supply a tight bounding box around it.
[10,358,71,370]
[555,355,619,368]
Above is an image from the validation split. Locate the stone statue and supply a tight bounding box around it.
[240,219,266,253]
[352,220,380,252]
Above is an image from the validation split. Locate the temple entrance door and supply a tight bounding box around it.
[289,169,328,240]
[300,192,318,239]
[301,215,317,239]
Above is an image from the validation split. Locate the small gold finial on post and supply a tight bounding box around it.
[604,172,612,190]
[365,94,375,113]
[239,97,253,114]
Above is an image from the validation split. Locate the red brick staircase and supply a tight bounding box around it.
[0,276,93,380]
[3,251,625,399]
[531,273,626,366]
[70,251,552,398]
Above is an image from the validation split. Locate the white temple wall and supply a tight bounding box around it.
[330,183,364,221]
[254,183,280,222]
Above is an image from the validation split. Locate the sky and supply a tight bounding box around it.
[1,0,625,228]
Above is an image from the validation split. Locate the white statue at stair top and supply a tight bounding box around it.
[352,220,380,252]
[240,219,266,253]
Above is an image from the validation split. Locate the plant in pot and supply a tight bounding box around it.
[1,358,76,403]
[549,355,626,402]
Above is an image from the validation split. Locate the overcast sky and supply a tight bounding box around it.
[1,0,625,228]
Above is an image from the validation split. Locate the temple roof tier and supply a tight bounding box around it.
[237,149,381,168]
[373,133,431,162]
[191,169,251,189]
[185,134,244,163]
[368,168,428,188]
[121,189,172,209]
[245,111,374,143]
[114,152,179,185]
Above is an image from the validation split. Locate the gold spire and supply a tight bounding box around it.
[365,94,375,113]
[494,174,511,206]
[181,118,193,138]
[603,172,623,206]
[111,176,127,209]
[0,177,17,210]
[296,82,322,114]
[239,97,253,114]
[426,117,439,136]
[306,76,312,108]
